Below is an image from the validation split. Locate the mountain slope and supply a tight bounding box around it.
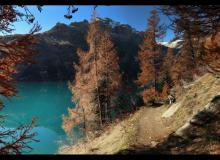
[0,18,176,82]
[0,19,143,82]
[59,73,220,154]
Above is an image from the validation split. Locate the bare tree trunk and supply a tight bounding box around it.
[94,37,102,128]
[153,54,158,101]
[105,48,109,122]
[154,68,157,100]
[105,101,108,122]
[188,34,196,66]
[81,105,88,139]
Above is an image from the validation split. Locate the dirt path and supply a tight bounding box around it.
[136,106,173,147]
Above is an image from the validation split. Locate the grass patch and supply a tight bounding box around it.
[162,73,220,131]
[59,107,145,154]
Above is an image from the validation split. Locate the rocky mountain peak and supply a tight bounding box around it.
[0,18,173,82]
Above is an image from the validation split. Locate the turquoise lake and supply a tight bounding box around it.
[0,82,74,154]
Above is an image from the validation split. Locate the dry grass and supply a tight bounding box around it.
[59,107,145,154]
[59,73,220,154]
[162,73,220,131]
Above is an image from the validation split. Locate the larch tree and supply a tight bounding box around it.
[136,10,166,103]
[62,17,101,138]
[163,47,175,75]
[161,5,220,76]
[95,31,122,123]
[161,5,220,38]
[160,81,170,99]
[159,47,175,98]
[0,5,82,153]
[62,10,121,139]
[170,32,198,85]
[0,5,41,154]
[203,32,220,75]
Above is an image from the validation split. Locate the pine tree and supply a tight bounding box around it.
[136,10,166,103]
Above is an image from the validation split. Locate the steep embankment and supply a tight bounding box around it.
[59,73,220,154]
[59,108,143,154]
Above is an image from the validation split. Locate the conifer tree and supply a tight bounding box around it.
[95,31,121,122]
[161,5,220,76]
[136,10,165,103]
[170,32,197,85]
[62,16,102,138]
[0,5,41,154]
[159,47,175,98]
[63,10,121,138]
[163,48,174,73]
[160,81,170,99]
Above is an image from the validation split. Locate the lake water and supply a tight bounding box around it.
[0,82,74,154]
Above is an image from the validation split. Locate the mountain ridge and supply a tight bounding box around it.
[0,18,176,82]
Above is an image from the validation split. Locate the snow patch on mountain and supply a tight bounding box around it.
[159,40,183,49]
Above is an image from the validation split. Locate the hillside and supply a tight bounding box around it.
[0,18,174,82]
[0,19,144,82]
[59,73,220,154]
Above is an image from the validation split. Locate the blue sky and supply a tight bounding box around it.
[10,5,174,42]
